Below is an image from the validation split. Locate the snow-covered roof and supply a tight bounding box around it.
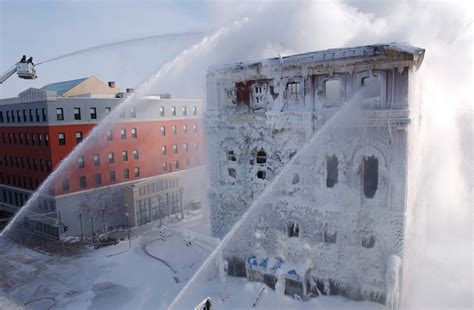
[210,43,425,73]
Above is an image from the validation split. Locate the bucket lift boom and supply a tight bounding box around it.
[0,60,37,84]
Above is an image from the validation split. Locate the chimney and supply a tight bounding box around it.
[108,81,116,88]
[126,88,135,93]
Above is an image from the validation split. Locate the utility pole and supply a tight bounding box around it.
[58,211,65,256]
[125,211,131,248]
[91,216,95,244]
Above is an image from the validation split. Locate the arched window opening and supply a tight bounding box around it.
[326,155,338,188]
[228,168,236,179]
[256,149,267,164]
[324,80,342,101]
[227,150,237,162]
[361,235,375,248]
[361,75,381,99]
[362,156,378,198]
[256,170,266,180]
[287,222,299,237]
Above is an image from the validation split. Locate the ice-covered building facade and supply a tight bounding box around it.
[205,44,425,305]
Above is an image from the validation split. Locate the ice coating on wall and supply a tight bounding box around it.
[204,44,424,302]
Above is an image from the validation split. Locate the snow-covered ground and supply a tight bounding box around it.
[0,208,382,309]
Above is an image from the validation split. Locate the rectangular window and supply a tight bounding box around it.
[45,134,49,146]
[79,176,86,188]
[192,106,197,115]
[131,128,137,138]
[106,130,113,141]
[0,111,3,123]
[56,108,64,121]
[159,106,165,116]
[62,180,70,192]
[287,82,300,95]
[183,125,188,134]
[172,126,177,135]
[95,173,102,185]
[184,143,189,152]
[93,154,100,166]
[193,124,198,132]
[90,107,97,119]
[133,149,139,160]
[23,110,27,122]
[74,107,81,120]
[162,162,168,172]
[58,132,66,145]
[17,110,22,122]
[173,144,178,153]
[19,133,23,144]
[130,108,136,118]
[121,129,126,139]
[75,132,83,144]
[161,146,167,155]
[38,134,42,146]
[46,160,51,172]
[193,142,198,150]
[171,106,176,116]
[35,109,40,122]
[108,152,114,163]
[78,156,85,168]
[123,169,129,180]
[42,108,47,121]
[122,151,128,161]
[182,106,187,116]
[11,111,15,122]
[105,107,111,115]
[175,160,179,169]
[110,171,116,182]
[134,167,140,177]
[40,159,45,171]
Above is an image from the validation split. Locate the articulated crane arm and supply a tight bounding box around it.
[0,65,17,84]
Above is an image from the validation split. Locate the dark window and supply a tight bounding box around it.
[161,146,167,155]
[123,169,129,180]
[58,132,66,145]
[130,108,136,118]
[95,173,102,185]
[133,149,139,160]
[45,134,49,146]
[182,106,187,116]
[74,107,81,120]
[23,110,27,122]
[46,160,51,172]
[256,149,267,164]
[29,109,33,122]
[175,160,179,169]
[228,150,237,161]
[38,134,42,146]
[78,156,85,168]
[31,134,36,145]
[0,111,3,123]
[173,144,178,154]
[93,154,100,166]
[79,176,86,188]
[121,129,126,139]
[63,180,70,192]
[75,132,83,144]
[17,110,22,122]
[287,82,300,95]
[42,108,47,121]
[105,107,111,114]
[134,167,140,177]
[326,155,338,188]
[287,222,299,237]
[362,235,375,248]
[256,170,266,179]
[108,152,114,163]
[192,106,197,115]
[171,106,176,116]
[131,128,137,138]
[56,108,64,121]
[160,126,166,136]
[90,107,97,119]
[159,106,165,116]
[110,171,116,182]
[228,168,236,178]
[172,126,177,135]
[324,228,337,243]
[122,151,128,161]
[35,109,40,122]
[362,156,378,198]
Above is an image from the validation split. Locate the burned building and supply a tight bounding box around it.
[205,44,425,306]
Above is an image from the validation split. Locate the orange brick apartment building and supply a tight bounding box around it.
[0,77,206,238]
